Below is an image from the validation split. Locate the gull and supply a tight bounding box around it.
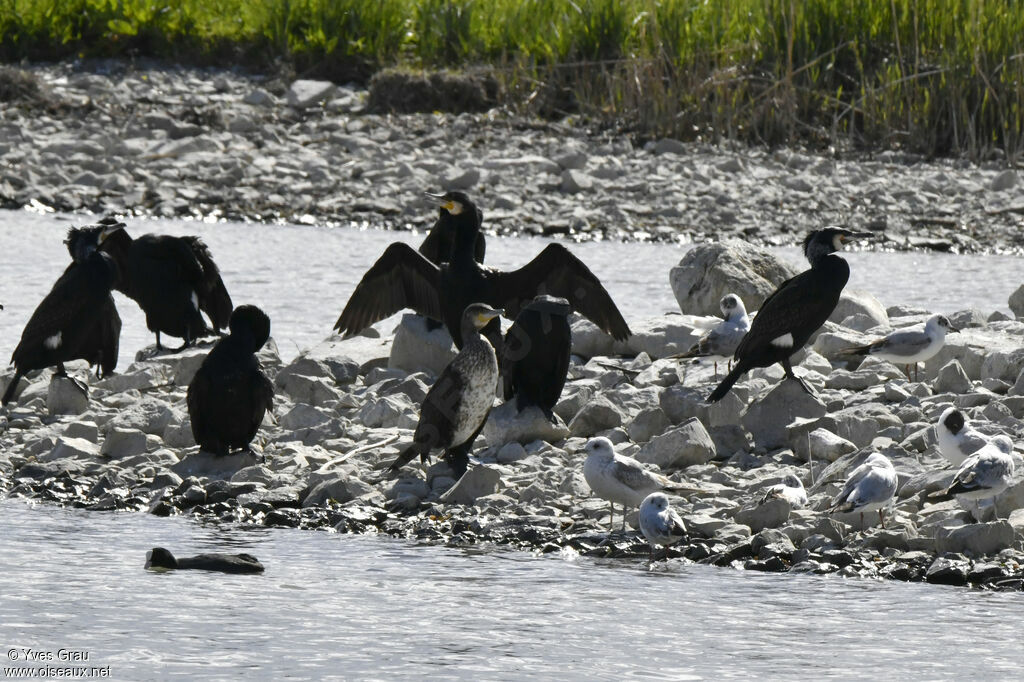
[828,452,899,528]
[582,437,704,531]
[935,406,1012,467]
[638,492,687,563]
[673,293,751,377]
[760,473,808,508]
[929,441,1015,518]
[842,314,959,381]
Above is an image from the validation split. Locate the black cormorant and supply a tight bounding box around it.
[502,295,571,417]
[3,233,121,405]
[65,224,122,379]
[388,303,503,477]
[186,305,274,456]
[334,192,630,350]
[707,228,871,403]
[145,547,264,573]
[90,217,233,351]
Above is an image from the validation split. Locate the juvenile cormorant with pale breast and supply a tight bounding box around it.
[387,303,503,478]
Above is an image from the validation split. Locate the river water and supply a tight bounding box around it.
[2,209,1024,678]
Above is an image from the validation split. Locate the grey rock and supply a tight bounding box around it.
[100,427,148,459]
[734,498,792,533]
[163,421,196,448]
[40,437,100,463]
[442,167,481,191]
[635,417,715,469]
[276,372,341,406]
[63,420,99,443]
[279,404,332,431]
[388,314,457,376]
[47,375,89,415]
[243,88,276,106]
[560,169,593,193]
[439,465,502,505]
[829,289,888,328]
[934,359,973,394]
[926,556,970,585]
[483,402,570,447]
[669,241,801,317]
[1009,284,1024,318]
[568,395,624,437]
[172,450,258,480]
[302,474,374,507]
[652,138,687,155]
[287,79,336,108]
[496,441,529,464]
[990,169,1018,191]
[626,407,672,443]
[793,428,857,463]
[741,380,827,449]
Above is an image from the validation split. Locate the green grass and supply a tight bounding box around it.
[4,0,1024,158]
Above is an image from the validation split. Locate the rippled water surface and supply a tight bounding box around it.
[0,209,1021,368]
[3,499,1023,679]
[3,210,1024,678]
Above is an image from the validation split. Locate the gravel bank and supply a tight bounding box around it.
[2,61,1024,253]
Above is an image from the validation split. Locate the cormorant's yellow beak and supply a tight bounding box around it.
[475,309,503,326]
[97,224,124,245]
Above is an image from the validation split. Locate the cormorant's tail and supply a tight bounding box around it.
[388,444,426,473]
[186,236,233,331]
[2,370,23,405]
[707,362,747,403]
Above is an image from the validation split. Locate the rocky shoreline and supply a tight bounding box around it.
[3,60,1024,253]
[3,239,1024,591]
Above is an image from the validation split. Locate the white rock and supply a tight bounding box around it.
[439,465,502,505]
[568,395,624,437]
[287,79,336,108]
[635,417,715,469]
[793,428,857,463]
[388,314,457,375]
[63,421,98,443]
[482,402,570,447]
[935,521,1014,556]
[46,375,89,415]
[40,437,100,462]
[829,289,888,328]
[100,427,148,459]
[934,359,973,394]
[302,474,374,507]
[741,381,827,449]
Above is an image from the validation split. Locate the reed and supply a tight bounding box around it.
[3,0,1024,158]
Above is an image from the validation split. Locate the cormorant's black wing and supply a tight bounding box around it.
[11,265,98,365]
[249,367,274,442]
[334,243,443,336]
[186,364,214,450]
[488,244,630,341]
[181,236,233,330]
[388,364,463,470]
[733,270,829,359]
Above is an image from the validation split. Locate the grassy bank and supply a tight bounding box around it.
[4,0,1024,159]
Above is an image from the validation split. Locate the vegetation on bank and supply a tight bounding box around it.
[4,0,1024,159]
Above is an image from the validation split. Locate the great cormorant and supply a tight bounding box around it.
[90,217,233,351]
[145,547,264,573]
[334,192,630,350]
[65,224,122,379]
[2,234,121,404]
[186,305,274,456]
[841,313,958,381]
[387,303,503,478]
[707,228,870,402]
[501,295,572,417]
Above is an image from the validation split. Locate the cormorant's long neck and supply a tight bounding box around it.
[460,323,482,348]
[805,242,838,269]
[451,215,482,266]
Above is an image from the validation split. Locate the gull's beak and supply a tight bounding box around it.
[949,325,961,334]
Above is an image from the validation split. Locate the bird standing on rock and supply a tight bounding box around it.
[501,295,572,418]
[934,406,1012,468]
[828,452,899,528]
[928,441,1015,519]
[841,314,958,381]
[334,192,631,352]
[582,437,704,531]
[187,305,274,457]
[3,227,121,405]
[387,303,503,478]
[708,228,871,403]
[638,492,688,563]
[673,293,750,377]
[89,217,233,352]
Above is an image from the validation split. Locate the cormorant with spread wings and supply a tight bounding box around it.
[334,192,630,349]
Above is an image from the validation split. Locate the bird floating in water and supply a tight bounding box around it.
[841,314,958,381]
[828,452,898,528]
[145,547,264,574]
[638,492,688,563]
[187,305,274,457]
[89,217,233,352]
[387,303,503,478]
[708,228,871,403]
[334,192,631,351]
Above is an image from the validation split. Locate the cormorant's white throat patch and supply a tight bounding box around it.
[770,333,794,348]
